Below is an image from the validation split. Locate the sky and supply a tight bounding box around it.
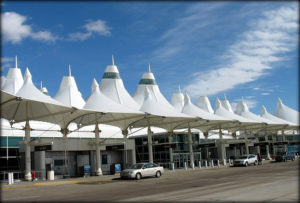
[1,1,299,115]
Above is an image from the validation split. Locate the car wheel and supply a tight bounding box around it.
[245,162,248,167]
[292,158,295,161]
[254,161,257,166]
[136,173,142,180]
[155,171,161,178]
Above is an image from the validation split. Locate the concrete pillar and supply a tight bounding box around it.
[265,133,271,159]
[205,160,208,168]
[168,132,174,163]
[95,124,102,175]
[147,126,153,163]
[25,120,32,181]
[62,131,69,176]
[122,129,128,168]
[204,132,209,159]
[188,128,194,169]
[282,130,287,152]
[131,149,136,165]
[256,145,261,154]
[272,134,276,155]
[218,128,226,160]
[39,151,46,180]
[244,129,249,155]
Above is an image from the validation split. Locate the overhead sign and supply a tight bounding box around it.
[35,145,52,151]
[106,145,124,150]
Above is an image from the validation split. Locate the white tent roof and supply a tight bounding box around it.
[132,65,174,108]
[171,86,184,112]
[99,57,140,110]
[197,96,214,114]
[72,79,144,130]
[1,68,92,130]
[2,56,24,95]
[274,98,299,124]
[131,67,195,131]
[54,65,85,109]
[1,76,6,88]
[220,99,234,113]
[178,93,233,132]
[261,105,298,130]
[235,101,278,125]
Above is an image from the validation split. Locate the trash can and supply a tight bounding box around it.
[114,164,121,173]
[8,173,14,185]
[47,170,54,180]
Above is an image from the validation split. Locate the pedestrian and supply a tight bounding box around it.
[258,153,262,165]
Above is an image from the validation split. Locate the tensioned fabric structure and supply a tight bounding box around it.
[274,98,299,124]
[1,68,94,181]
[1,56,299,180]
[130,66,196,164]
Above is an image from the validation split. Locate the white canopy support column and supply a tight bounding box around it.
[147,125,153,163]
[272,133,276,155]
[265,131,271,160]
[168,132,174,163]
[188,127,194,169]
[122,129,128,169]
[282,129,287,152]
[24,120,32,181]
[61,128,69,177]
[244,129,249,155]
[204,132,209,159]
[254,133,260,154]
[95,123,102,176]
[218,128,226,160]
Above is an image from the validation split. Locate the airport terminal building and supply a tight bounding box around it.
[1,57,299,181]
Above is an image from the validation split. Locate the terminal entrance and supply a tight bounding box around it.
[173,152,201,168]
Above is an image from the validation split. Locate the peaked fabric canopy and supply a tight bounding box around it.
[261,105,299,130]
[69,79,144,130]
[171,86,184,112]
[99,58,140,110]
[2,56,24,95]
[131,68,195,131]
[235,101,286,132]
[54,65,86,109]
[1,68,92,129]
[171,92,234,132]
[197,96,214,114]
[274,98,299,124]
[214,98,263,132]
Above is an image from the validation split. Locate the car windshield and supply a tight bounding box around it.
[130,164,144,169]
[238,156,248,159]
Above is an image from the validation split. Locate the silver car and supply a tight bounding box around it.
[120,163,164,180]
[233,154,258,167]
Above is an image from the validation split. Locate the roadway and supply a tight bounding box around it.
[1,160,299,202]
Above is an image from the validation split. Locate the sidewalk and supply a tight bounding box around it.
[2,174,120,190]
[2,160,275,190]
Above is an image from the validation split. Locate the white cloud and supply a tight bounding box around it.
[261,92,270,96]
[1,57,14,70]
[185,5,298,98]
[68,19,111,41]
[1,12,57,44]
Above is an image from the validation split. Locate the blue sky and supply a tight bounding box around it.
[1,1,298,114]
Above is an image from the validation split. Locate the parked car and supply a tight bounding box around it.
[233,154,258,167]
[120,163,164,180]
[275,152,295,162]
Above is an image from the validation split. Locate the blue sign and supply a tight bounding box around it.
[84,165,91,174]
[115,164,121,172]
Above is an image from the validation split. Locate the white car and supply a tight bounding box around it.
[120,163,164,180]
[233,154,258,167]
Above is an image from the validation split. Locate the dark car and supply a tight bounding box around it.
[275,152,295,162]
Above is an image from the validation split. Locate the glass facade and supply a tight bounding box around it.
[102,72,121,79]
